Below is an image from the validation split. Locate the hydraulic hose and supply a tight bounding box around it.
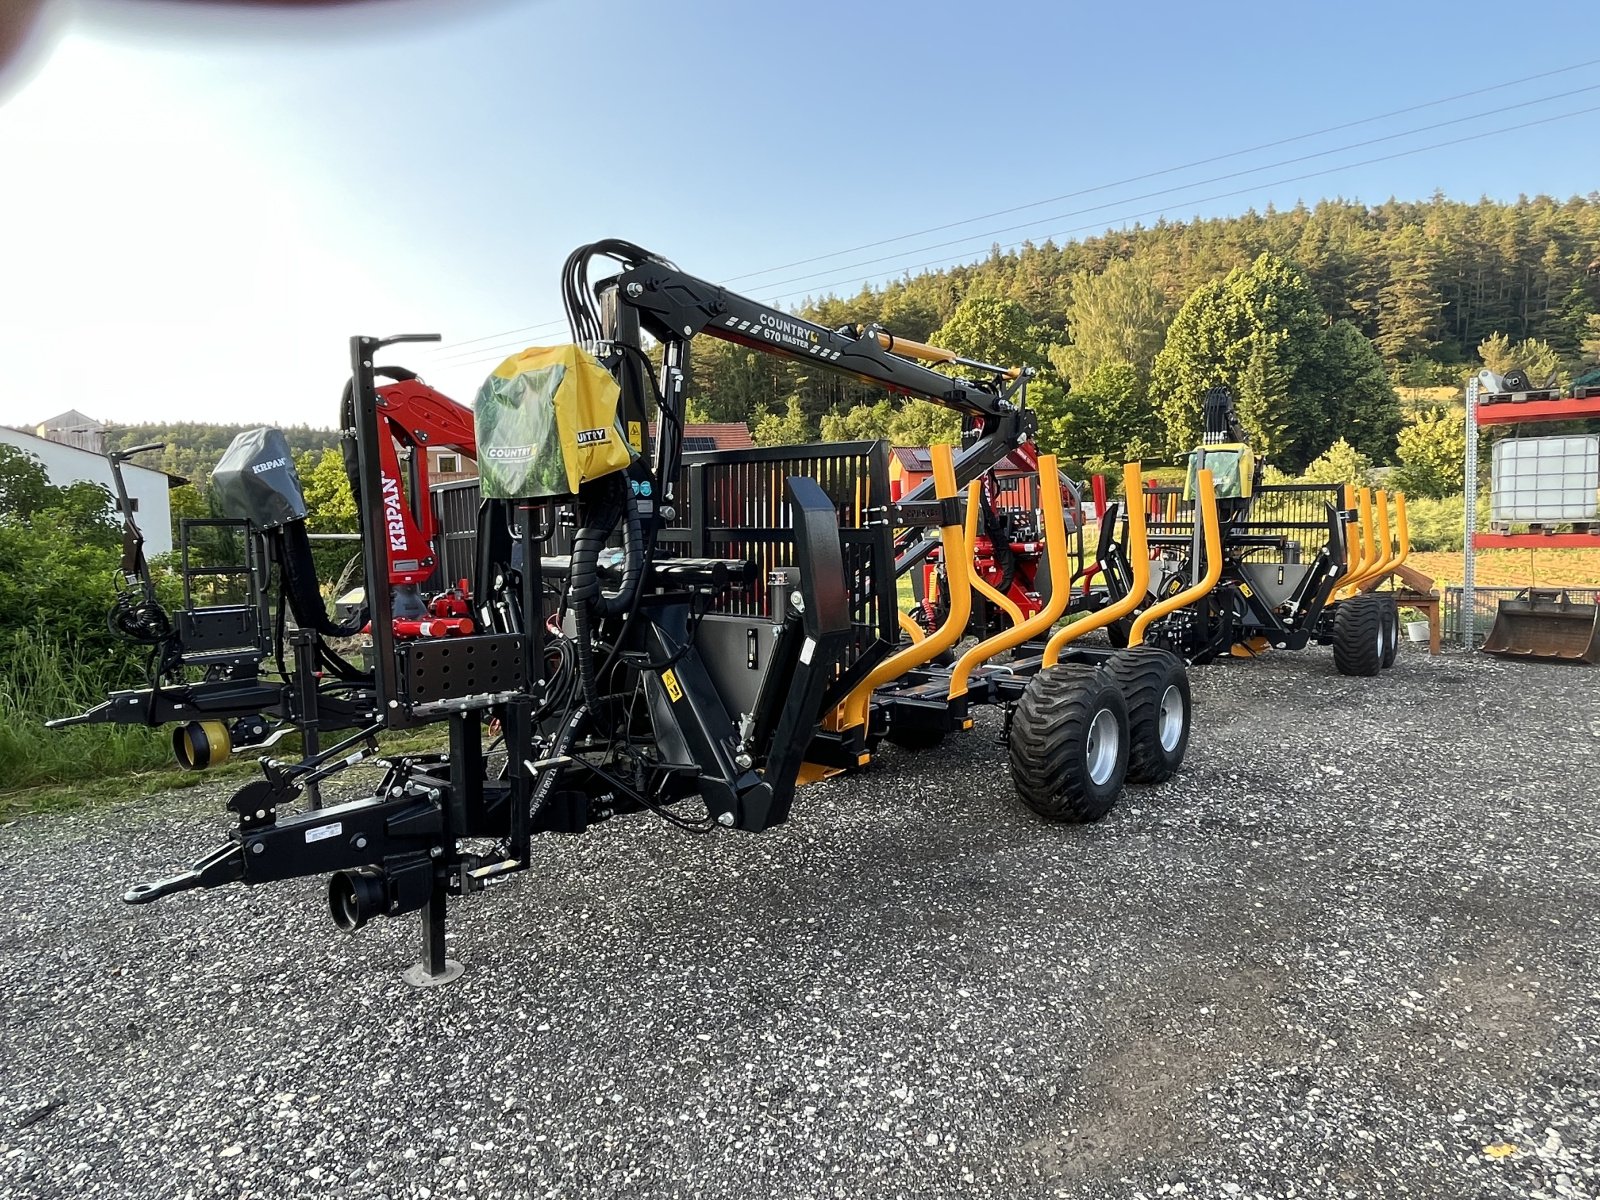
[568,476,646,711]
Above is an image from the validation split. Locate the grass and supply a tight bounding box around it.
[0,634,450,819]
[0,637,173,798]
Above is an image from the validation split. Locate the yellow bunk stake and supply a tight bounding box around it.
[948,455,1070,700]
[839,444,970,732]
[898,610,927,643]
[1338,484,1364,596]
[1042,461,1149,667]
[1337,487,1376,601]
[1129,468,1222,646]
[1362,489,1398,589]
[962,480,1026,628]
[1344,487,1386,595]
[1394,493,1411,570]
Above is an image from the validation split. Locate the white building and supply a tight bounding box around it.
[0,425,180,558]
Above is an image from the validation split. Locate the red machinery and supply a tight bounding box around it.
[912,450,1090,637]
[353,372,479,637]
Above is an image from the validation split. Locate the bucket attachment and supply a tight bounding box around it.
[1481,589,1600,664]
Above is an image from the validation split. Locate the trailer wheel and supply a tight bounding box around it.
[1104,646,1190,783]
[1008,665,1128,822]
[1332,596,1384,676]
[1379,595,1399,669]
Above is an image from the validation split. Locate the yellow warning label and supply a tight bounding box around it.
[628,421,643,451]
[1238,582,1253,597]
[662,669,683,703]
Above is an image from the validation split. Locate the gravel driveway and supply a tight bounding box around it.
[1,646,1596,1200]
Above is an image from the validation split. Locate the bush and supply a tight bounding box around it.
[1400,494,1490,552]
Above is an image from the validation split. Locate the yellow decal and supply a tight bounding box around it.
[628,421,643,451]
[662,669,683,703]
[1238,582,1253,598]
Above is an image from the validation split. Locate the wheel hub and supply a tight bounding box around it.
[1085,707,1120,787]
[1157,684,1184,752]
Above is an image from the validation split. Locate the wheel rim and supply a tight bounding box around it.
[1085,707,1120,787]
[1375,622,1384,657]
[1157,684,1184,752]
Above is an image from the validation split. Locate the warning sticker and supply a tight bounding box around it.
[662,669,684,703]
[305,822,343,844]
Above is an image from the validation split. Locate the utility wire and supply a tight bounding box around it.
[731,84,1600,300]
[754,101,1600,310]
[717,56,1600,285]
[435,102,1600,374]
[425,59,1600,367]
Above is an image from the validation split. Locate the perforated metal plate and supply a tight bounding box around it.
[396,634,526,709]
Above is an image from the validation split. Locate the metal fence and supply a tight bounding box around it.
[1143,481,1341,564]
[1444,586,1518,648]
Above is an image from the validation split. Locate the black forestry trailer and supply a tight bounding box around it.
[55,240,1201,984]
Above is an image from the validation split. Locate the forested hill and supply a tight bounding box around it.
[689,193,1600,474]
[103,194,1600,492]
[104,423,341,487]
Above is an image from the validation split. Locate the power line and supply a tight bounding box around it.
[756,102,1600,309]
[739,83,1600,300]
[426,59,1600,366]
[717,55,1600,285]
[436,98,1600,376]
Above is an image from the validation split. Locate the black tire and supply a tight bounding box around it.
[1104,646,1191,784]
[1332,596,1384,677]
[1008,664,1129,822]
[1379,595,1399,669]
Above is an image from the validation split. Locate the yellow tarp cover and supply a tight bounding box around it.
[1185,444,1254,500]
[474,345,632,499]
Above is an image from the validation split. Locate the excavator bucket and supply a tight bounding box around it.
[1481,589,1600,664]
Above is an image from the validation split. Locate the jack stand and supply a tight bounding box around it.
[402,879,462,988]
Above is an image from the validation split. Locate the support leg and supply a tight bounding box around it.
[402,878,463,988]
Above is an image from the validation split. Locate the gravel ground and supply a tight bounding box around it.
[1,644,1597,1200]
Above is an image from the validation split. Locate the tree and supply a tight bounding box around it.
[1582,314,1600,364]
[1052,257,1171,383]
[1477,332,1567,389]
[819,400,895,443]
[887,401,960,448]
[168,484,208,543]
[1314,320,1403,462]
[1374,225,1442,362]
[1300,438,1372,488]
[1033,363,1161,471]
[1148,254,1331,469]
[1389,408,1465,499]
[751,395,814,447]
[930,294,1040,369]
[0,445,53,522]
[296,447,358,532]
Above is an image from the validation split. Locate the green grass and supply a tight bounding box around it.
[0,637,173,797]
[0,634,453,819]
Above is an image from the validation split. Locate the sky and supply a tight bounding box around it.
[1,0,1598,430]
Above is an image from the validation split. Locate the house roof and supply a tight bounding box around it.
[890,447,933,471]
[892,446,1054,475]
[35,409,103,433]
[892,445,1076,488]
[647,422,755,451]
[0,426,187,487]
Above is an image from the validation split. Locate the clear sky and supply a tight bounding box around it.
[1,0,1597,430]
